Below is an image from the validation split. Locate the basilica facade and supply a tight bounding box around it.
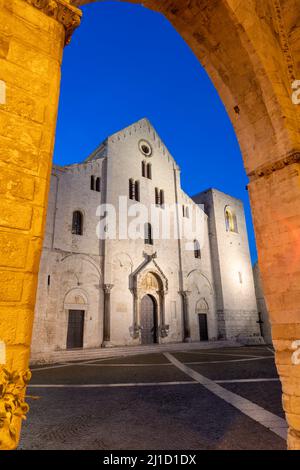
[31,118,260,362]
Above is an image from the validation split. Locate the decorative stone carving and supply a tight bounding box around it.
[248,151,300,181]
[159,324,169,338]
[129,323,141,339]
[0,368,31,445]
[103,284,114,294]
[195,297,209,314]
[24,0,82,44]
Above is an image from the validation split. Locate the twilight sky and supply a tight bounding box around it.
[53,1,258,263]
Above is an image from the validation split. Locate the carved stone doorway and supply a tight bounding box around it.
[140,294,158,345]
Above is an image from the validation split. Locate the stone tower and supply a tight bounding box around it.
[193,189,261,342]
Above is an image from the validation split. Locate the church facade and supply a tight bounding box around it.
[31,118,260,362]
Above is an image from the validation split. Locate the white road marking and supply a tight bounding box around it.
[176,351,264,358]
[72,363,172,367]
[31,354,275,371]
[185,356,273,365]
[32,364,76,372]
[164,353,287,440]
[72,356,274,367]
[216,378,280,384]
[27,381,197,388]
[266,347,275,355]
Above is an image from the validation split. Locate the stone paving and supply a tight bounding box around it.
[19,345,286,450]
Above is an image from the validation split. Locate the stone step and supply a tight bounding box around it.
[31,340,239,364]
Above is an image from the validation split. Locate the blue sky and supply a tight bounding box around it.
[54,1,257,262]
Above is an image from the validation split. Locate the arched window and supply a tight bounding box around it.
[95,177,101,192]
[72,211,83,235]
[90,175,95,191]
[144,223,153,245]
[142,160,146,177]
[194,239,201,259]
[147,163,152,179]
[225,206,238,233]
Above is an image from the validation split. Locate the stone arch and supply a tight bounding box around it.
[187,270,214,295]
[63,287,89,309]
[111,252,133,285]
[60,253,102,280]
[195,297,209,314]
[71,0,300,171]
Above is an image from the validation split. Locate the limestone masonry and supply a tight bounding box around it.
[31,118,261,362]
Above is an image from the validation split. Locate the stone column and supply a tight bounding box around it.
[179,290,191,342]
[130,287,140,340]
[158,290,169,338]
[248,157,300,450]
[102,284,114,347]
[0,0,81,450]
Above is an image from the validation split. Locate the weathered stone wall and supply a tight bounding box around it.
[193,189,260,341]
[32,160,104,360]
[0,0,75,449]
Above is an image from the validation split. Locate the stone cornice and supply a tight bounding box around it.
[248,151,300,182]
[24,0,82,45]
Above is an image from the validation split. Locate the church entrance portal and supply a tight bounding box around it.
[198,314,209,341]
[67,310,85,349]
[140,295,158,345]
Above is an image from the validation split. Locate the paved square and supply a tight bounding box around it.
[19,346,286,450]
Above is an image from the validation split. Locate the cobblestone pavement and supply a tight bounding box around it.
[19,345,286,450]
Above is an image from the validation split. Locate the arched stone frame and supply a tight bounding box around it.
[130,258,169,343]
[224,205,238,233]
[63,287,89,349]
[195,297,209,315]
[71,208,85,236]
[60,253,102,280]
[59,254,102,350]
[186,270,217,341]
[1,0,300,450]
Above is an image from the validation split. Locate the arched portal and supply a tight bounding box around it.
[140,295,158,345]
[1,0,300,450]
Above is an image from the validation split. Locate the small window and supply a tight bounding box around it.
[129,179,140,201]
[90,175,95,191]
[135,181,140,202]
[47,275,51,287]
[147,163,152,179]
[144,223,153,245]
[155,187,160,206]
[129,179,135,200]
[238,271,243,284]
[95,177,101,192]
[160,189,164,206]
[72,211,83,236]
[194,240,201,259]
[225,206,238,233]
[142,161,146,177]
[182,205,189,218]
